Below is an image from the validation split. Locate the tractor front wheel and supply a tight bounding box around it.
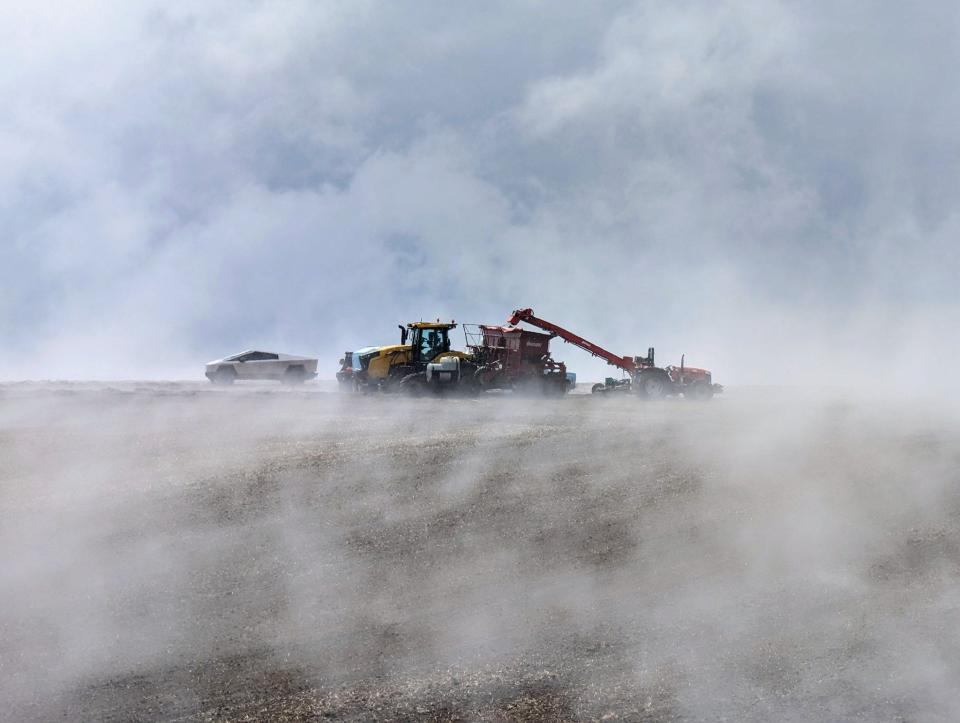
[684,380,714,401]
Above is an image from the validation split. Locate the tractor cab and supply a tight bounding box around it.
[400,321,457,365]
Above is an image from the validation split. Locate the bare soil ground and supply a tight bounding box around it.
[2,383,959,721]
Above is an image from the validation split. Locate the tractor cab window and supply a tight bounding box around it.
[417,328,449,362]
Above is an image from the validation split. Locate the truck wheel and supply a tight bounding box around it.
[283,366,307,385]
[635,372,668,400]
[591,383,606,395]
[211,367,236,385]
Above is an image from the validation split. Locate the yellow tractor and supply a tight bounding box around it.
[350,320,470,391]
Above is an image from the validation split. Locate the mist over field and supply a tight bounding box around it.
[3,2,960,721]
[2,384,960,721]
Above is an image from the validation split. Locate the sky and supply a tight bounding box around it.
[2,1,959,384]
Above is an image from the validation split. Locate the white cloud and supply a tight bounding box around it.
[1,1,959,388]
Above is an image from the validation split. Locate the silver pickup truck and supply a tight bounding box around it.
[205,350,318,385]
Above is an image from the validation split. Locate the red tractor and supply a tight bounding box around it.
[505,308,722,400]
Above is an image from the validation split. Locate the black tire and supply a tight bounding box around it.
[591,383,606,395]
[463,382,482,398]
[684,380,714,401]
[511,378,540,397]
[635,371,669,400]
[211,367,236,386]
[398,372,428,397]
[384,365,416,393]
[544,376,566,397]
[282,366,307,385]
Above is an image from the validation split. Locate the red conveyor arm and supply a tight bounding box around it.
[506,308,636,372]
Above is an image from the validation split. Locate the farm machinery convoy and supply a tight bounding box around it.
[337,308,722,400]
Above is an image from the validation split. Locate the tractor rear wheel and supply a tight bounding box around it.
[635,372,668,400]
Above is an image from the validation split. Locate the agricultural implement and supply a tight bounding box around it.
[505,308,722,399]
[345,320,572,395]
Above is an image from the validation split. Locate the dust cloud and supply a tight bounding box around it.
[2,382,959,720]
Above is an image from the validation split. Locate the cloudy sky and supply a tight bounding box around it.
[2,1,959,384]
